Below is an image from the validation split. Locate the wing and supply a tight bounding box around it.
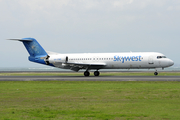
[65,62,106,72]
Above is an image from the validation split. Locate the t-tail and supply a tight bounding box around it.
[8,38,51,65]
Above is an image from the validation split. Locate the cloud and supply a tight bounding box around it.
[0,0,179,31]
[167,5,180,11]
[113,0,134,8]
[0,0,180,67]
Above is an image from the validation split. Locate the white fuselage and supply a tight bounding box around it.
[48,52,174,71]
[10,38,174,76]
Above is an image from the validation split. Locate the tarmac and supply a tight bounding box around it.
[0,76,180,81]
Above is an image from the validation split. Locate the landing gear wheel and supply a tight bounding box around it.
[154,72,158,76]
[84,71,90,77]
[94,71,100,76]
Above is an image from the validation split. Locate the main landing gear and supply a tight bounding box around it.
[84,71,100,77]
[84,71,90,77]
[94,71,100,76]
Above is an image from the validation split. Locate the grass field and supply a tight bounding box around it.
[0,81,180,120]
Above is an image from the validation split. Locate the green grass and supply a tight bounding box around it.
[0,81,180,120]
[0,72,180,76]
[0,72,82,76]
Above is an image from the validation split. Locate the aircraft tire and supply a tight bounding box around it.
[154,72,158,76]
[84,71,90,76]
[94,71,100,76]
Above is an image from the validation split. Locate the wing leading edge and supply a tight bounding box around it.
[64,62,106,72]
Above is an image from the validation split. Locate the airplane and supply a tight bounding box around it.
[8,38,174,76]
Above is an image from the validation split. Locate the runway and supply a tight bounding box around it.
[0,76,180,81]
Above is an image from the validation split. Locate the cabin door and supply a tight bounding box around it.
[148,56,154,64]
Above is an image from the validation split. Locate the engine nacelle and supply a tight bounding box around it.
[49,55,68,64]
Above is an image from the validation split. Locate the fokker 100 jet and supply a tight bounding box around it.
[9,38,174,76]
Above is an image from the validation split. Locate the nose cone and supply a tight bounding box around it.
[168,59,174,66]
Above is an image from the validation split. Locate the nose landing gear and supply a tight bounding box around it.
[154,69,158,76]
[154,72,158,76]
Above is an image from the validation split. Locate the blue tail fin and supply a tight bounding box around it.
[8,38,52,66]
[9,38,48,57]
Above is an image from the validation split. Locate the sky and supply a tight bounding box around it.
[0,0,180,68]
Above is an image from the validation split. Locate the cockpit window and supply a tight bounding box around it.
[157,56,166,59]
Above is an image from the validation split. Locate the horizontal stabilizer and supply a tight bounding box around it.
[8,38,48,57]
[7,39,33,42]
